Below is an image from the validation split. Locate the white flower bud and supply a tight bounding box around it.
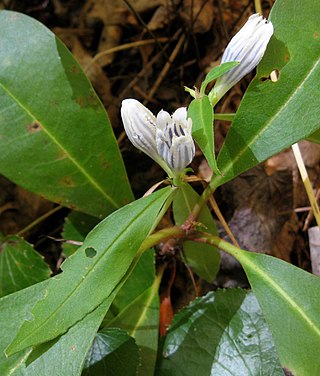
[121,99,195,177]
[212,14,274,103]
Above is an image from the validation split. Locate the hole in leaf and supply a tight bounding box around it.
[27,121,42,134]
[259,69,280,83]
[270,69,280,82]
[85,247,97,258]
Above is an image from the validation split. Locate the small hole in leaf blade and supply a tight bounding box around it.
[85,247,97,258]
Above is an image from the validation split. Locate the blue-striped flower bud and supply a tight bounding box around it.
[121,99,195,178]
[211,14,274,104]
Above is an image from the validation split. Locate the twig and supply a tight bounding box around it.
[303,190,320,231]
[122,0,171,62]
[84,38,169,72]
[16,205,64,237]
[207,194,240,248]
[292,143,320,228]
[254,0,263,15]
[144,33,186,105]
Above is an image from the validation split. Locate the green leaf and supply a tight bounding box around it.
[62,212,99,257]
[173,183,220,282]
[230,249,320,376]
[214,0,320,187]
[0,280,48,376]
[83,328,139,376]
[107,251,160,376]
[201,61,239,94]
[0,236,51,297]
[188,96,220,176]
[307,128,320,144]
[0,10,133,218]
[6,187,173,356]
[157,289,283,376]
[14,301,110,376]
[104,249,155,322]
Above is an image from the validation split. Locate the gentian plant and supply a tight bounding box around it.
[0,1,320,375]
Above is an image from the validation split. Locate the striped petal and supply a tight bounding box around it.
[121,99,171,175]
[212,14,274,103]
[121,99,158,159]
[156,108,195,173]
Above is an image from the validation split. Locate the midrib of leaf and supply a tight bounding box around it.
[4,249,18,287]
[238,253,320,339]
[8,195,162,352]
[181,186,193,214]
[217,57,320,184]
[199,101,213,162]
[213,317,253,376]
[0,82,119,209]
[129,273,161,339]
[8,248,33,280]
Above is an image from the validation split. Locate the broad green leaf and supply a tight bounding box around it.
[214,0,320,187]
[13,301,110,376]
[157,289,283,376]
[83,328,139,376]
[104,249,155,323]
[173,183,220,282]
[307,128,320,144]
[7,187,173,355]
[188,96,220,175]
[0,280,48,376]
[228,249,320,376]
[108,251,160,376]
[201,61,239,94]
[62,212,99,257]
[0,11,133,218]
[0,236,51,297]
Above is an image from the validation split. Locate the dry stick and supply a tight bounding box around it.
[217,0,230,41]
[254,0,263,15]
[119,38,174,99]
[117,44,174,145]
[303,190,320,231]
[84,38,169,72]
[292,143,320,228]
[16,205,64,237]
[119,50,162,98]
[143,33,186,106]
[0,202,16,215]
[207,194,240,248]
[198,180,239,247]
[179,249,199,297]
[122,0,171,63]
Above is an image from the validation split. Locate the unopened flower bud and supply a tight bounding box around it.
[212,14,274,104]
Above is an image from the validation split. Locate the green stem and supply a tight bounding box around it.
[214,113,235,122]
[188,174,222,221]
[140,226,185,253]
[192,233,243,260]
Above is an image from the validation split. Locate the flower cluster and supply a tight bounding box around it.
[121,99,195,178]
